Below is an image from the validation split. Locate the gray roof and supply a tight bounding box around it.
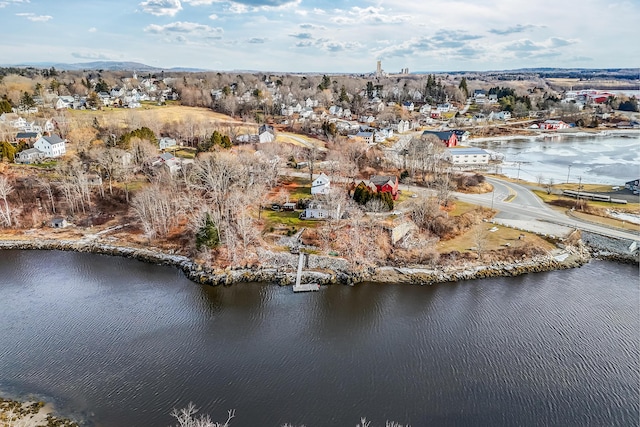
[16,132,39,139]
[446,147,488,155]
[369,175,397,186]
[43,134,65,144]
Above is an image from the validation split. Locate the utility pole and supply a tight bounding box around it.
[566,164,572,184]
[516,162,521,181]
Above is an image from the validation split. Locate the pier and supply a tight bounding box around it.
[293,252,320,292]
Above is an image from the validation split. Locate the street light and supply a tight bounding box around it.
[566,164,572,184]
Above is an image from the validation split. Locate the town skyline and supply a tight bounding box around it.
[1,0,639,73]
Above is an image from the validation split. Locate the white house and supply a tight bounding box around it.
[494,111,512,120]
[152,152,182,174]
[16,148,45,164]
[258,124,275,143]
[299,201,337,220]
[445,147,490,165]
[355,131,374,144]
[311,173,331,195]
[34,134,66,158]
[159,137,178,150]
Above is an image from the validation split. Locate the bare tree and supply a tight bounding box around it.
[410,197,443,231]
[91,146,128,195]
[131,182,179,239]
[170,402,235,427]
[472,226,490,261]
[0,175,14,227]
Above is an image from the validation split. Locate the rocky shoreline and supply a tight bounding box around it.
[0,237,597,287]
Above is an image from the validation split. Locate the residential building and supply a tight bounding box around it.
[34,134,66,157]
[422,130,458,147]
[311,173,331,195]
[16,148,45,164]
[369,175,399,200]
[541,120,570,130]
[444,147,490,165]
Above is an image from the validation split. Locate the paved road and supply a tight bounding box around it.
[281,170,639,241]
[455,177,640,241]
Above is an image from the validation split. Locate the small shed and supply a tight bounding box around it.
[282,202,297,211]
[51,217,68,228]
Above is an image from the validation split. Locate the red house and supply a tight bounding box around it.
[422,130,458,147]
[369,175,399,200]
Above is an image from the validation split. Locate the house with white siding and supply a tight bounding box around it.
[444,147,490,165]
[34,134,66,158]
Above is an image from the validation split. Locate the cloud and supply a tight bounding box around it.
[71,52,122,60]
[504,37,578,59]
[248,37,266,43]
[144,21,224,41]
[488,24,537,35]
[299,23,325,30]
[183,0,299,11]
[331,6,411,25]
[293,36,361,53]
[289,32,313,39]
[88,27,97,33]
[372,30,486,60]
[15,12,52,22]
[139,0,182,16]
[0,0,29,7]
[208,13,218,19]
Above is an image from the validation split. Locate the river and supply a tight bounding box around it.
[0,251,638,426]
[472,132,640,186]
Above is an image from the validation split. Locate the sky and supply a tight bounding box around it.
[1,0,639,73]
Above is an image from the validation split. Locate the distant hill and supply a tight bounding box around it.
[4,61,209,72]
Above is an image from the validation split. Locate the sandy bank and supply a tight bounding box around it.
[0,397,77,427]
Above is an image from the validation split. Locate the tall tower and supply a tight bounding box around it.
[376,60,381,77]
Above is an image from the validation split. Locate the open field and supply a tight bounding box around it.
[68,103,241,124]
[276,132,327,150]
[437,222,556,254]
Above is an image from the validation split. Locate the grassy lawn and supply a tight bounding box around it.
[569,211,640,231]
[437,223,555,253]
[173,147,197,159]
[533,190,640,210]
[448,200,477,216]
[261,209,320,232]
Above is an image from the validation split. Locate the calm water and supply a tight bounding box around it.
[473,133,640,185]
[0,251,638,426]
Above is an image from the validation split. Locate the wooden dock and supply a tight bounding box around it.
[292,252,320,293]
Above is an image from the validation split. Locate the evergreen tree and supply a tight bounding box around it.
[196,214,219,250]
[0,97,11,113]
[458,77,469,98]
[20,91,35,108]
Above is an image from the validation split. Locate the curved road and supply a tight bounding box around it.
[455,177,640,241]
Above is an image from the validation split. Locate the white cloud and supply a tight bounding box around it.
[15,12,52,22]
[88,27,97,33]
[0,0,29,7]
[488,24,539,36]
[139,0,182,16]
[208,13,218,19]
[71,51,122,60]
[504,37,578,58]
[330,6,410,25]
[144,21,224,42]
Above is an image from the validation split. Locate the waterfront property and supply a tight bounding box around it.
[445,147,490,165]
[422,130,459,147]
